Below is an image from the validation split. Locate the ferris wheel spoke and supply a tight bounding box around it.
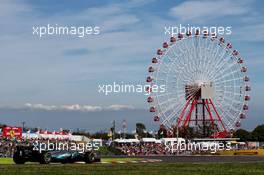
[159,102,182,119]
[155,92,174,98]
[160,101,185,123]
[180,40,197,72]
[212,103,234,128]
[217,107,235,129]
[220,106,240,125]
[186,38,198,78]
[213,67,243,81]
[211,56,239,80]
[221,96,244,108]
[158,97,179,107]
[156,62,184,83]
[214,85,242,89]
[207,49,230,80]
[214,73,243,84]
[212,62,237,81]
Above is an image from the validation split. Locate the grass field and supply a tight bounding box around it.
[1,158,264,175]
[0,157,141,164]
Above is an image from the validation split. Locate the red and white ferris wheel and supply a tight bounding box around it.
[146,31,250,138]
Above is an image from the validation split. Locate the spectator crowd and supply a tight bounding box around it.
[116,142,170,156]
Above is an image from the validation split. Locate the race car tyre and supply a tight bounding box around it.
[13,151,26,164]
[39,152,51,164]
[84,152,95,164]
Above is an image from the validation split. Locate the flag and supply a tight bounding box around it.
[2,126,22,139]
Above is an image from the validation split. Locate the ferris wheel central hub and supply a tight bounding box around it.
[185,82,214,100]
[201,82,214,99]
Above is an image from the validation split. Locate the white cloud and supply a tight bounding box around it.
[102,15,139,31]
[25,103,57,111]
[234,24,264,42]
[82,6,139,31]
[106,104,135,111]
[61,104,102,112]
[72,5,122,21]
[169,0,251,22]
[23,103,134,112]
[0,0,31,17]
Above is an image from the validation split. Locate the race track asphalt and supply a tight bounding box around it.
[141,155,264,163]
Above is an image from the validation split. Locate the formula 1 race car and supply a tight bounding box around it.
[13,145,100,164]
[50,150,100,164]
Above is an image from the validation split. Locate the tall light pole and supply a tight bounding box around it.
[112,120,115,140]
[122,120,127,139]
[22,121,25,132]
[176,125,179,155]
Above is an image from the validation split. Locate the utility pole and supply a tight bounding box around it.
[112,120,115,140]
[22,121,25,132]
[176,124,179,156]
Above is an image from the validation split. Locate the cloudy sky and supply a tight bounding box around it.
[0,0,263,132]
